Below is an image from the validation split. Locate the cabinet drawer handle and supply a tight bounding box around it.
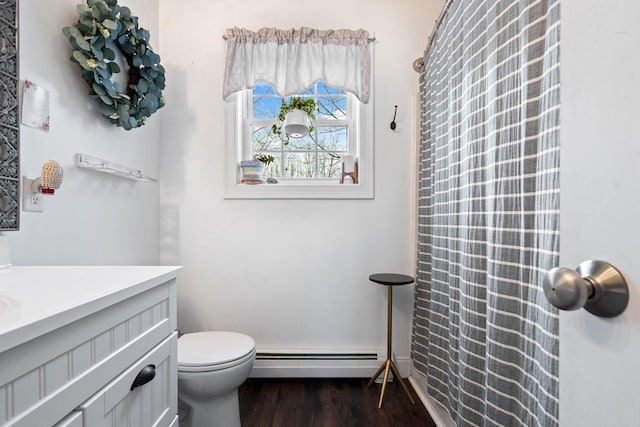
[130,364,156,390]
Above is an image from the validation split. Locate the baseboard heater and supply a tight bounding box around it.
[250,350,390,378]
[256,352,378,361]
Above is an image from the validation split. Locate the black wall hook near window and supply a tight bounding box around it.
[390,106,398,130]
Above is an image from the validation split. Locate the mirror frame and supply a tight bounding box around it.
[0,0,19,231]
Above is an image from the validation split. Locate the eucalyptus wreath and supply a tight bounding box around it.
[63,0,165,130]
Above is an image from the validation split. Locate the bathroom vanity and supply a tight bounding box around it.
[0,266,181,427]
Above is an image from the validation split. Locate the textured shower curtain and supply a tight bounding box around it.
[411,1,560,426]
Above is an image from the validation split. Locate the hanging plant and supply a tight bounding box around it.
[271,97,317,143]
[63,0,165,130]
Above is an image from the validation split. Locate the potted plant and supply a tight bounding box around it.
[271,97,317,142]
[240,154,275,184]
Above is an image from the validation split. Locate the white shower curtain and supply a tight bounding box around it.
[412,0,561,426]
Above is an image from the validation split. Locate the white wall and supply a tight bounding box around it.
[158,0,440,369]
[14,1,640,422]
[6,0,162,265]
[560,1,640,426]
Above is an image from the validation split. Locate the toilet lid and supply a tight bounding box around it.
[178,331,255,368]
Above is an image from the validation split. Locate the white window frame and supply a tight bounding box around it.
[224,57,374,199]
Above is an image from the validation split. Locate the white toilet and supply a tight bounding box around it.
[177,331,256,427]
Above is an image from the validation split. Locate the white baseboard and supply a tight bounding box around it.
[408,374,455,427]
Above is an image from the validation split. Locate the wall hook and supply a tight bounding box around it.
[390,106,398,130]
[543,260,629,317]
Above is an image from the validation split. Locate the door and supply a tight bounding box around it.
[560,1,640,426]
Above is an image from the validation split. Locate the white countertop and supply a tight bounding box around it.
[0,266,182,354]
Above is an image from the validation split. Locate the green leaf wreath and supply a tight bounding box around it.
[63,0,165,130]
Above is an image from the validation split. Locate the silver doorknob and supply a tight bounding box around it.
[543,260,629,318]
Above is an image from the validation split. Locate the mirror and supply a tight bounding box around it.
[0,0,19,230]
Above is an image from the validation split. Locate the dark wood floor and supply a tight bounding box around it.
[238,378,437,427]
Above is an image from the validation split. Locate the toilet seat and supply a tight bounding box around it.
[178,331,256,373]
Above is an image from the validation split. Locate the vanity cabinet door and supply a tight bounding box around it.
[79,333,177,427]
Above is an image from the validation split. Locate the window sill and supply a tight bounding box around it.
[224,181,373,199]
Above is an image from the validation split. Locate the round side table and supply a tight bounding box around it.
[367,273,416,408]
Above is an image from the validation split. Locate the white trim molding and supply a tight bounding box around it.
[408,370,456,427]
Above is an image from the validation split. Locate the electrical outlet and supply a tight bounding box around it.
[24,193,44,212]
[22,177,44,212]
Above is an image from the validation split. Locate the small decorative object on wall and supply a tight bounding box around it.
[62,0,165,130]
[271,97,317,142]
[0,0,19,230]
[21,80,50,132]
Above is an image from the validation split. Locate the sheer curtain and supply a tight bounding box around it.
[412,1,561,426]
[223,27,371,103]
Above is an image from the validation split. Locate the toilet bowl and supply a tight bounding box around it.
[177,331,256,427]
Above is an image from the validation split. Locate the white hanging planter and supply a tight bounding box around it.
[282,109,311,138]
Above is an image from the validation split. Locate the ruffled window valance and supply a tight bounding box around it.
[223,27,372,103]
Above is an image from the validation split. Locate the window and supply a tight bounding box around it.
[249,82,351,180]
[225,82,373,199]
